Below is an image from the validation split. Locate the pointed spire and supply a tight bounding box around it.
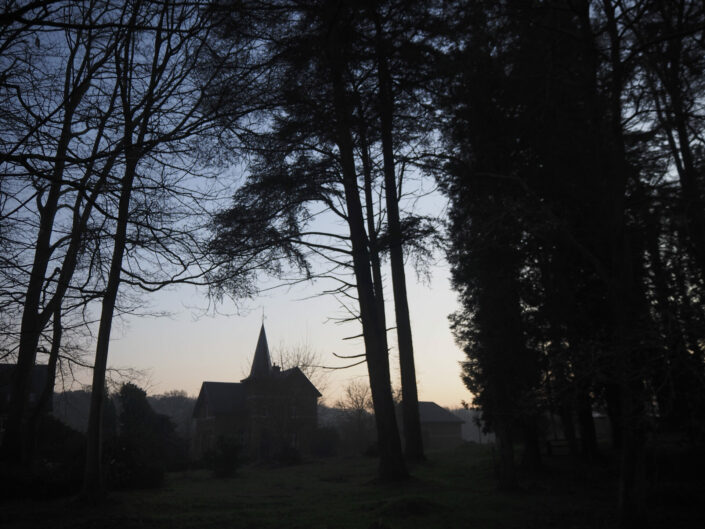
[247,323,272,379]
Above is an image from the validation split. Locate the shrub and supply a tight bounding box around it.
[0,416,86,499]
[311,426,339,457]
[104,383,182,490]
[206,436,241,478]
[106,440,165,490]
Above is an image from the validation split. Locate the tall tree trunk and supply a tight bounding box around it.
[327,14,407,480]
[1,86,78,463]
[475,240,523,490]
[575,389,599,460]
[24,116,117,460]
[604,382,622,449]
[521,415,542,471]
[1,182,61,464]
[359,113,396,446]
[372,8,424,461]
[652,1,705,279]
[358,109,389,340]
[670,93,705,277]
[495,422,517,491]
[542,255,580,459]
[25,304,63,464]
[1,29,113,463]
[603,3,647,525]
[559,399,580,458]
[35,305,62,421]
[82,155,137,500]
[644,206,687,431]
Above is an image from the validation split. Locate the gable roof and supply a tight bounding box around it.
[245,324,272,380]
[193,381,246,417]
[418,401,463,424]
[275,367,322,397]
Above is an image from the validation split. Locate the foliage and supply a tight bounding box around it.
[0,415,86,500]
[435,0,705,512]
[205,435,241,478]
[148,391,196,441]
[2,0,704,516]
[207,0,417,480]
[106,383,183,490]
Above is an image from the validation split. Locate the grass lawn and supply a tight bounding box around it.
[1,443,699,528]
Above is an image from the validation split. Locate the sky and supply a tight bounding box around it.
[94,163,472,410]
[106,260,470,409]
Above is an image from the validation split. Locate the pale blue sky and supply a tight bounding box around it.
[101,164,469,408]
[107,261,469,408]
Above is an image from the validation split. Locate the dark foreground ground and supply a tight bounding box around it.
[1,443,702,529]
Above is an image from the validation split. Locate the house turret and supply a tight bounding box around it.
[245,323,271,379]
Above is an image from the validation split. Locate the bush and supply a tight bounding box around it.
[106,440,165,490]
[206,436,241,478]
[0,415,86,499]
[104,383,184,490]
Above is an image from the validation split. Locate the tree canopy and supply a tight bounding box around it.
[1,1,704,521]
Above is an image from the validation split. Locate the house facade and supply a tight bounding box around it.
[192,325,321,460]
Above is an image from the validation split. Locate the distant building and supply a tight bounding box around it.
[0,364,52,442]
[192,325,321,460]
[418,401,464,450]
[398,401,465,451]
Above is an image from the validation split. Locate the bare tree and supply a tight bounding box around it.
[273,339,330,398]
[0,0,126,464]
[334,379,375,455]
[335,379,373,414]
[80,0,243,499]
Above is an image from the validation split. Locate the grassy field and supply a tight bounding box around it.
[1,443,700,529]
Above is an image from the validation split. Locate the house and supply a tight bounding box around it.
[192,324,321,460]
[0,364,52,442]
[417,401,464,451]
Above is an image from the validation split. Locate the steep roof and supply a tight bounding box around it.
[192,324,321,420]
[275,367,322,397]
[246,324,272,379]
[192,381,246,417]
[418,401,463,424]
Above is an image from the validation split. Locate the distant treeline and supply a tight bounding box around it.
[52,390,196,440]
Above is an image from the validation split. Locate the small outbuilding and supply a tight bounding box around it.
[417,401,464,451]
